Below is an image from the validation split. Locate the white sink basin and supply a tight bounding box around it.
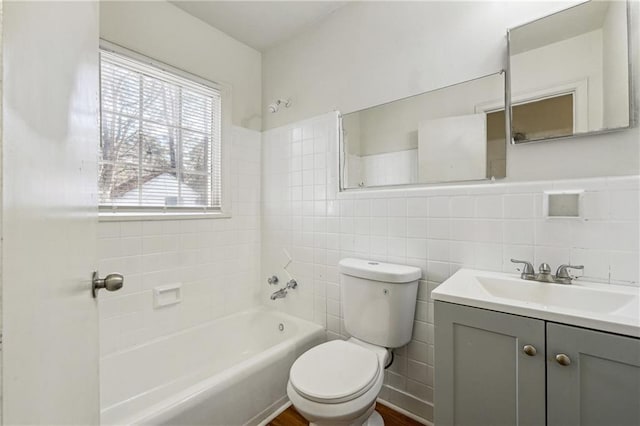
[476,277,634,314]
[432,269,640,337]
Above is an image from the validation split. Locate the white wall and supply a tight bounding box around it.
[263,1,639,181]
[261,113,640,422]
[100,1,262,131]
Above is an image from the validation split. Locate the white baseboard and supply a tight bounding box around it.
[253,398,292,426]
[377,397,433,426]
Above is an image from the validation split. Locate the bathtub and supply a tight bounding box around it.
[100,307,325,425]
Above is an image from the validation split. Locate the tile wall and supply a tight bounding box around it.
[262,112,640,422]
[97,126,261,357]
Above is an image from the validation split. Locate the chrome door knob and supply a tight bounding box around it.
[555,353,571,366]
[92,271,124,297]
[523,344,537,356]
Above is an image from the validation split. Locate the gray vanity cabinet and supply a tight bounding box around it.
[434,302,546,426]
[547,323,640,426]
[435,301,640,426]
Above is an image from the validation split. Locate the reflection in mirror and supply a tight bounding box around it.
[509,0,631,143]
[341,72,506,189]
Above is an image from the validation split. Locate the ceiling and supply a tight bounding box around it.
[170,1,347,51]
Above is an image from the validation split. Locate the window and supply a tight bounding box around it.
[99,48,225,214]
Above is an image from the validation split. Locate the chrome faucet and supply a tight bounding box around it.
[270,288,288,300]
[535,263,555,283]
[510,259,583,284]
[270,279,298,300]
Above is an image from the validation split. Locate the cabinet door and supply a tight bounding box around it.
[434,302,545,426]
[547,323,640,426]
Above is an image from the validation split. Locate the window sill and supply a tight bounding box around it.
[99,211,231,222]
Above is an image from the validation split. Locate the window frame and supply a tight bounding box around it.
[98,40,232,221]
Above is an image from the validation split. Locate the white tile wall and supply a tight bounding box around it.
[262,112,640,422]
[97,126,261,357]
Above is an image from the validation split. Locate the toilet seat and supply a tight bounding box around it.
[289,340,381,404]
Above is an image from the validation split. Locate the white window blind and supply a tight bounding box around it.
[99,50,222,211]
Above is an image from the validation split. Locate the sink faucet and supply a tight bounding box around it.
[270,279,298,300]
[510,259,583,285]
[535,263,555,283]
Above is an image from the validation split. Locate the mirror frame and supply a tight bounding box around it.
[506,0,637,145]
[338,71,511,192]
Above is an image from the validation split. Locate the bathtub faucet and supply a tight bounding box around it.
[270,288,288,300]
[270,279,298,300]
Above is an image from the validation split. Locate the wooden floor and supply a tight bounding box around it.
[268,403,423,426]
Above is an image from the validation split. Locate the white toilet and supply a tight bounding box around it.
[287,258,421,426]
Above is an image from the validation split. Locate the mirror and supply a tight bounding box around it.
[508,0,632,143]
[341,72,506,189]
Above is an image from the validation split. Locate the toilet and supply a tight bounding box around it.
[287,258,421,426]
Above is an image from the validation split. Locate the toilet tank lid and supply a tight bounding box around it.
[339,258,421,283]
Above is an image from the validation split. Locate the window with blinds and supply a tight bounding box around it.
[99,49,222,211]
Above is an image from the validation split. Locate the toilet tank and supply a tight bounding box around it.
[339,258,421,348]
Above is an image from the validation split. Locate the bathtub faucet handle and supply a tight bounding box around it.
[286,279,298,290]
[267,275,279,285]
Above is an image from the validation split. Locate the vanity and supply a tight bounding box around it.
[432,268,640,426]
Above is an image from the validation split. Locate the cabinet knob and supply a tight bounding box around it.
[523,344,537,356]
[555,353,571,366]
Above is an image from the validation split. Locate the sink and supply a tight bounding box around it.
[476,276,635,314]
[432,269,640,338]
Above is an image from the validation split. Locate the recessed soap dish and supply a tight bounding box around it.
[153,283,182,308]
[543,190,583,219]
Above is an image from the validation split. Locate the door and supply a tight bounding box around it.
[547,323,640,426]
[2,1,101,424]
[434,302,546,426]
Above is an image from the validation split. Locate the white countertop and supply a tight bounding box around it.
[432,268,640,338]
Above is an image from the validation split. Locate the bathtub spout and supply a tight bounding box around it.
[270,288,288,300]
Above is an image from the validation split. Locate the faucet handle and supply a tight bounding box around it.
[267,275,279,285]
[511,259,535,279]
[556,264,584,279]
[286,279,298,289]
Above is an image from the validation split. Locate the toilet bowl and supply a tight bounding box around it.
[287,258,421,426]
[287,338,389,426]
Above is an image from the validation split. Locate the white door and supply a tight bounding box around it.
[2,1,102,424]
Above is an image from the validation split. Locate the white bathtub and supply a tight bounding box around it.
[101,307,325,425]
